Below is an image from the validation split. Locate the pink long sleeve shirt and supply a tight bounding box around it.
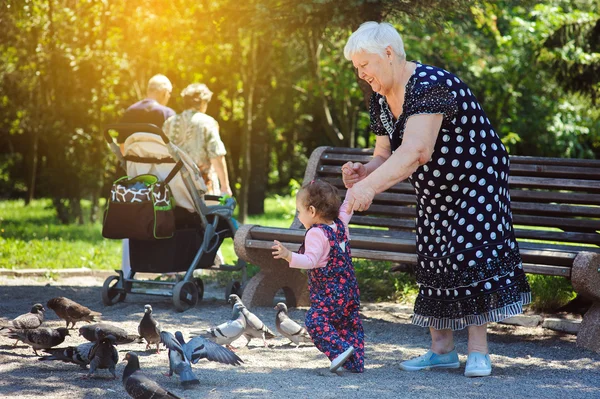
[289,199,353,269]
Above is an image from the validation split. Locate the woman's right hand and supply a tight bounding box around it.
[342,162,368,188]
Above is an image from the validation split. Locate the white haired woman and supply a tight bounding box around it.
[342,21,531,377]
[163,83,232,197]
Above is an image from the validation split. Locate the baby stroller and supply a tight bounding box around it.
[101,123,246,312]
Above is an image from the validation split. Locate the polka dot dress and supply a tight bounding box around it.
[370,62,531,330]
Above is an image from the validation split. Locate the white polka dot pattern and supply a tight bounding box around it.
[369,62,531,331]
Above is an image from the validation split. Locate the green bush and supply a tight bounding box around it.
[526,274,576,313]
[354,259,418,303]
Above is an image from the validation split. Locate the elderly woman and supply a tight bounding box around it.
[163,83,232,196]
[342,22,531,377]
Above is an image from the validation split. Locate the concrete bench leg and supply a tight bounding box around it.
[572,252,600,353]
[234,224,310,308]
[241,269,309,308]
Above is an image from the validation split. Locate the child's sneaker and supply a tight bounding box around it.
[464,351,492,377]
[330,346,355,372]
[399,349,460,371]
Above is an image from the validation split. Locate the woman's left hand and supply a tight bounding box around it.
[347,181,376,212]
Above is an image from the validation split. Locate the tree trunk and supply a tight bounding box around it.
[73,197,84,225]
[25,132,39,206]
[247,125,267,215]
[238,32,258,224]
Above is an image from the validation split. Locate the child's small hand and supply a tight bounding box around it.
[272,240,292,263]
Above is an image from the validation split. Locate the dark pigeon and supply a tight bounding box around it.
[160,331,243,387]
[47,297,102,328]
[79,323,140,345]
[138,304,161,354]
[7,327,70,355]
[84,327,119,379]
[123,352,181,399]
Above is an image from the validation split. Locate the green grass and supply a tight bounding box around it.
[0,200,121,270]
[0,197,297,271]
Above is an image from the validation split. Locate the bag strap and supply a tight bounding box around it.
[164,161,184,185]
[124,155,176,164]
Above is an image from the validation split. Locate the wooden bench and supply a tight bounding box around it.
[234,146,600,353]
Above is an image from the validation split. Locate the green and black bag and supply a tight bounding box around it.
[102,163,182,240]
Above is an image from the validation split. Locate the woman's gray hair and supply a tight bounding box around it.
[344,21,406,61]
[181,83,213,103]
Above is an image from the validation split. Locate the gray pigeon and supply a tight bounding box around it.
[79,323,140,345]
[84,327,119,379]
[7,327,70,355]
[1,303,45,346]
[0,303,45,331]
[138,304,161,354]
[228,294,275,347]
[196,302,247,350]
[274,303,313,348]
[38,342,95,369]
[160,331,243,386]
[47,297,102,328]
[123,352,181,399]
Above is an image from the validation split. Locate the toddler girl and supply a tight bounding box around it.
[272,180,364,373]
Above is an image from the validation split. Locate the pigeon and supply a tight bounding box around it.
[228,294,275,347]
[7,327,70,355]
[138,304,161,354]
[123,352,181,399]
[47,297,102,328]
[1,303,45,346]
[274,303,313,348]
[0,303,45,331]
[196,302,247,350]
[84,327,119,379]
[38,342,95,369]
[79,323,140,345]
[160,331,243,386]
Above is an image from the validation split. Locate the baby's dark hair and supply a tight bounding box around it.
[298,180,341,221]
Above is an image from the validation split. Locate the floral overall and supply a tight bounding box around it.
[300,218,365,372]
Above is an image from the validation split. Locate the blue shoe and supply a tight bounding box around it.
[464,352,492,377]
[399,349,460,371]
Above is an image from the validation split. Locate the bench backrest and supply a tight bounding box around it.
[299,146,600,252]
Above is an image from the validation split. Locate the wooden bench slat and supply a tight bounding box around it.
[338,188,600,218]
[321,154,600,180]
[510,176,600,192]
[513,214,600,231]
[322,149,600,168]
[515,229,600,245]
[509,164,600,179]
[349,216,415,230]
[522,264,571,277]
[509,189,600,206]
[509,155,600,167]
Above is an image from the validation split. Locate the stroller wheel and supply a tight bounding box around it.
[225,280,243,302]
[102,275,127,306]
[194,278,205,302]
[172,281,199,312]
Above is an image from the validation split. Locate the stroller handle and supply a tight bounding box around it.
[103,123,171,145]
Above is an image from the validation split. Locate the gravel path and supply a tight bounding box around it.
[1,275,599,399]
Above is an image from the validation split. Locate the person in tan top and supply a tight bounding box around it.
[163,83,232,196]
